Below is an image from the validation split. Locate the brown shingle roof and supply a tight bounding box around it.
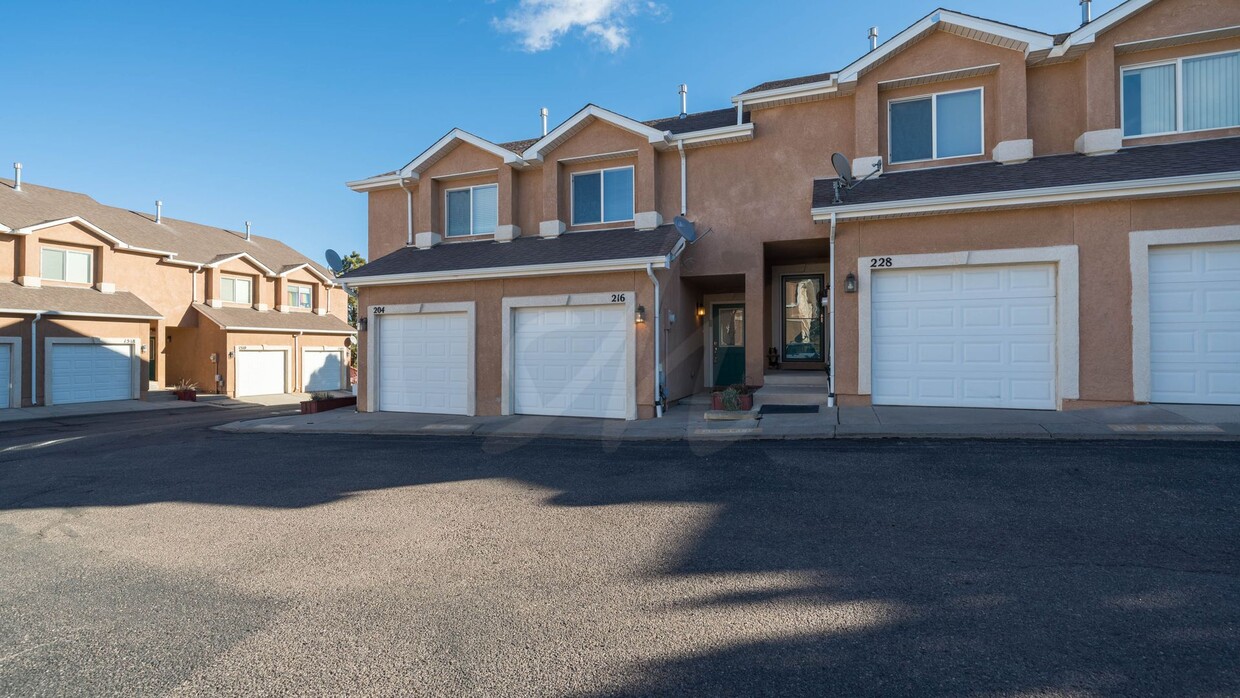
[193,304,355,334]
[741,71,835,95]
[0,283,161,318]
[0,179,334,278]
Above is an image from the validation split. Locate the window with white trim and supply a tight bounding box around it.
[888,88,984,164]
[40,247,93,284]
[221,276,252,304]
[445,184,498,237]
[571,166,635,226]
[287,283,313,309]
[1122,50,1240,137]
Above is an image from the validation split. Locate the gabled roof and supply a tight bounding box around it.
[205,251,278,276]
[520,105,672,162]
[277,262,335,284]
[398,128,528,179]
[0,179,335,282]
[811,137,1240,217]
[1051,0,1160,57]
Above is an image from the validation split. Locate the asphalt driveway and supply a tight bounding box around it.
[1,412,1237,696]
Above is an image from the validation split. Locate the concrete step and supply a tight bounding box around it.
[145,389,179,403]
[754,385,830,407]
[762,371,830,388]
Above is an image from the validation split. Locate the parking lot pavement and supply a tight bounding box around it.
[1,420,1238,697]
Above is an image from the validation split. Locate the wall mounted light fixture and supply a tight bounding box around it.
[696,303,706,318]
[844,273,858,294]
[358,317,368,331]
[635,306,647,324]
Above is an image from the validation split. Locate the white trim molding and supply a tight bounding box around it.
[42,337,141,407]
[1129,224,1240,403]
[364,301,476,415]
[522,104,671,162]
[500,292,638,421]
[400,128,526,178]
[0,337,23,408]
[856,246,1080,406]
[344,248,681,287]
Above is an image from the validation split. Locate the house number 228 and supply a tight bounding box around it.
[870,257,893,268]
[610,294,627,303]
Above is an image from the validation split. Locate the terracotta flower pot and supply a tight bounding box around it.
[175,390,197,402]
[300,396,358,414]
[711,393,753,411]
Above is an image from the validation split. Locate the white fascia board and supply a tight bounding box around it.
[278,262,337,285]
[0,222,11,234]
[670,123,756,147]
[731,79,837,106]
[206,252,278,277]
[160,257,205,268]
[400,129,524,178]
[522,105,670,162]
[839,10,1054,84]
[346,174,407,192]
[17,216,180,258]
[812,171,1240,220]
[217,325,356,335]
[0,308,165,321]
[1053,0,1159,56]
[345,255,677,287]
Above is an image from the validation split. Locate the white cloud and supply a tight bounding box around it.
[494,0,664,53]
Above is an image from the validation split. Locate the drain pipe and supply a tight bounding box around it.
[677,140,687,215]
[645,263,663,418]
[294,331,302,391]
[30,312,42,406]
[398,174,414,246]
[827,213,837,408]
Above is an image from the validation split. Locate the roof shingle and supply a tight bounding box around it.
[0,283,161,318]
[193,304,355,334]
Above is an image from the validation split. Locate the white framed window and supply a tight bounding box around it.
[445,184,498,237]
[287,283,313,309]
[40,247,93,284]
[1122,50,1240,138]
[221,276,252,304]
[571,166,635,226]
[888,87,984,164]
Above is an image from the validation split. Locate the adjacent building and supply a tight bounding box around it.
[344,0,1240,419]
[0,175,353,408]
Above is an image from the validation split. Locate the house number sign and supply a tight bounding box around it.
[610,294,627,303]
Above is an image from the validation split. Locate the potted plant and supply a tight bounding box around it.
[300,391,358,415]
[711,384,754,412]
[173,379,198,402]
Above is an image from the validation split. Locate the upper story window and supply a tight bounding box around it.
[445,184,498,237]
[571,166,634,226]
[1122,50,1240,138]
[41,246,93,284]
[221,275,252,304]
[889,88,984,164]
[288,283,313,309]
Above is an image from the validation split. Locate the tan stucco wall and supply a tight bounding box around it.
[0,316,151,406]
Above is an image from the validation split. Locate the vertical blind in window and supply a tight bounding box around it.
[1122,64,1176,136]
[1184,52,1240,132]
[471,185,498,235]
[571,167,634,225]
[572,172,603,225]
[602,168,635,222]
[889,89,982,164]
[446,189,473,237]
[935,89,983,158]
[446,185,498,237]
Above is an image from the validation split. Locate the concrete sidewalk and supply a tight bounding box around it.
[216,401,1240,441]
[0,392,316,424]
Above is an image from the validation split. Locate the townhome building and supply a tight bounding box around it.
[344,0,1240,420]
[0,174,353,408]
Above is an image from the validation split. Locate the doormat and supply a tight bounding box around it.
[759,405,820,415]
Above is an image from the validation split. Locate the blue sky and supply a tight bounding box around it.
[4,0,1124,264]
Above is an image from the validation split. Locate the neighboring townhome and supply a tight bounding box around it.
[0,171,353,408]
[344,0,1240,420]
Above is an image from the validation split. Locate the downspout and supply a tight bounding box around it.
[190,264,203,303]
[645,263,663,418]
[294,332,302,392]
[31,312,42,406]
[827,213,837,408]
[398,175,414,246]
[677,140,687,216]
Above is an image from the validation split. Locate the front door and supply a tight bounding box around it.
[712,304,746,387]
[782,274,825,362]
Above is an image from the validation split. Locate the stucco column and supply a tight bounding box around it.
[998,60,1028,142]
[498,166,517,227]
[205,267,222,308]
[1084,48,1117,133]
[637,143,657,211]
[16,237,40,286]
[415,179,434,235]
[854,82,880,158]
[274,276,289,312]
[744,270,765,387]
[540,161,565,237]
[255,275,272,311]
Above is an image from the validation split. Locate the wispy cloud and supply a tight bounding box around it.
[493,0,665,53]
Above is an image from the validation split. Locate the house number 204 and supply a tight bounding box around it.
[870,258,893,268]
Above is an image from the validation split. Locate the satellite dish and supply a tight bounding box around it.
[831,153,855,186]
[672,216,697,243]
[325,249,344,275]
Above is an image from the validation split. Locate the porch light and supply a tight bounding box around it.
[635,306,647,324]
[844,273,857,294]
[358,317,368,331]
[695,303,706,318]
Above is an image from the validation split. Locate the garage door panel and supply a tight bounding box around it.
[236,350,287,397]
[303,350,344,392]
[52,343,134,405]
[872,264,1057,410]
[377,312,470,415]
[513,305,628,419]
[1150,242,1240,405]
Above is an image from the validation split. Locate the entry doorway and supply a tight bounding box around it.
[712,304,746,387]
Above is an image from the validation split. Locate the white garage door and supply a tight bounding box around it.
[302,349,344,392]
[377,313,469,414]
[0,345,10,409]
[513,305,628,419]
[872,264,1057,410]
[51,342,134,405]
[1149,242,1240,405]
[236,350,287,397]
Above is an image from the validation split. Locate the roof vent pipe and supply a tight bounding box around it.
[244,221,252,241]
[678,84,688,118]
[12,162,21,191]
[1080,0,1092,25]
[868,26,879,52]
[540,107,549,136]
[155,200,163,224]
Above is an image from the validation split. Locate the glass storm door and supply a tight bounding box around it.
[782,275,824,362]
[712,304,746,387]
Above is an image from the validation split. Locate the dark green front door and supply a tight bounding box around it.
[712,304,746,387]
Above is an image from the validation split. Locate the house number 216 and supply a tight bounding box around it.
[610,294,627,303]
